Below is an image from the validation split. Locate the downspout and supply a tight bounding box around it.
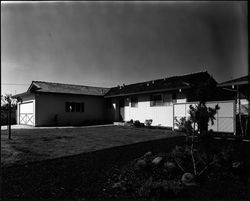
[237,85,243,136]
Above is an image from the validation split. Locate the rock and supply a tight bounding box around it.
[152,157,163,165]
[121,186,127,191]
[181,172,197,186]
[161,180,183,195]
[135,159,147,169]
[164,161,176,171]
[112,182,122,189]
[144,151,153,157]
[232,161,241,168]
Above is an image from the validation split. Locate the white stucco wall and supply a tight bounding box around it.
[35,93,105,126]
[119,93,186,127]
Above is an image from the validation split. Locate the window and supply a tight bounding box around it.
[131,96,138,108]
[163,93,173,106]
[65,102,84,112]
[150,94,163,106]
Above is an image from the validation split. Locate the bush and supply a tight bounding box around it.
[134,120,144,128]
[145,119,153,127]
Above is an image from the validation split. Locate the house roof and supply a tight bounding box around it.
[104,71,216,98]
[14,81,110,97]
[218,75,249,87]
[12,71,217,98]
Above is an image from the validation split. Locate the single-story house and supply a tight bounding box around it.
[104,71,236,132]
[14,71,238,133]
[13,81,110,126]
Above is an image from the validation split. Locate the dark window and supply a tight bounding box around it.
[163,93,173,106]
[65,102,84,112]
[119,99,125,107]
[172,92,177,100]
[65,102,70,112]
[131,96,138,108]
[81,103,85,112]
[150,94,163,106]
[76,103,81,112]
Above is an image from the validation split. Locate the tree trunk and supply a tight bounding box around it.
[8,103,11,140]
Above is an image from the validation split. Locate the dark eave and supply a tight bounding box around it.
[104,86,190,98]
[12,92,32,98]
[218,75,249,87]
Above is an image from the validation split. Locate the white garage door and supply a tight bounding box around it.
[19,101,34,125]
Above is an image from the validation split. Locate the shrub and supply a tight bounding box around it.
[145,119,153,127]
[134,120,144,127]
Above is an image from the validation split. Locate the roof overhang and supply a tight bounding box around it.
[12,92,32,98]
[27,82,41,92]
[218,80,249,87]
[104,86,190,98]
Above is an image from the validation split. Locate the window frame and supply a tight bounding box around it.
[65,102,84,112]
[150,94,163,106]
[131,96,138,108]
[163,93,173,106]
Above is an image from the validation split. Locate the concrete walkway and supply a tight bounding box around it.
[1,124,114,130]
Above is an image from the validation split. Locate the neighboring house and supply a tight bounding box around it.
[13,81,110,126]
[13,71,238,133]
[217,75,249,135]
[217,75,249,115]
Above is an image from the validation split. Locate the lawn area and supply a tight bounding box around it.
[1,125,183,166]
[2,126,249,200]
[2,127,185,200]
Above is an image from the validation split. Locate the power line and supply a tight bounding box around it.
[1,83,29,86]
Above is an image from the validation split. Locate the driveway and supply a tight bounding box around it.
[1,124,113,130]
[1,125,183,166]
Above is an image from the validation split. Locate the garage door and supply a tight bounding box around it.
[19,101,34,125]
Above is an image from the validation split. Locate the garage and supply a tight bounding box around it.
[19,101,34,126]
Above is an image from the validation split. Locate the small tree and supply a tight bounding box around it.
[1,94,22,139]
[189,102,220,136]
[174,102,220,176]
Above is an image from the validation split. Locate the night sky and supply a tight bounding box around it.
[1,1,248,95]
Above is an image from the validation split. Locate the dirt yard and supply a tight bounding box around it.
[1,125,183,166]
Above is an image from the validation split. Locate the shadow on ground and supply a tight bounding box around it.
[2,136,185,200]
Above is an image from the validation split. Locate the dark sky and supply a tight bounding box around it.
[1,1,248,95]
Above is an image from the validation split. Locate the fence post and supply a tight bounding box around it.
[8,101,12,140]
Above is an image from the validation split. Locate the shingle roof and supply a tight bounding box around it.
[104,71,216,97]
[218,75,249,87]
[27,81,110,96]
